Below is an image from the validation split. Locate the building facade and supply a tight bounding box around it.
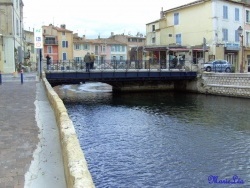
[73,34,127,64]
[109,32,146,60]
[145,0,250,72]
[23,30,36,71]
[43,24,73,63]
[0,0,25,73]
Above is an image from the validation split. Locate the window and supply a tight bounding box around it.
[45,37,56,44]
[83,44,89,50]
[16,19,19,36]
[31,45,34,53]
[75,57,81,62]
[152,25,155,32]
[235,30,240,42]
[101,45,106,52]
[176,34,182,44]
[247,55,250,67]
[120,56,123,61]
[75,44,80,50]
[111,45,125,52]
[235,8,239,21]
[62,41,68,48]
[152,37,156,43]
[16,0,18,9]
[246,10,250,23]
[174,13,179,25]
[95,45,98,54]
[62,32,65,35]
[222,28,228,41]
[62,53,67,60]
[115,45,119,52]
[47,46,52,53]
[223,6,228,19]
[246,32,250,46]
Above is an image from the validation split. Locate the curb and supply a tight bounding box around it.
[42,74,95,188]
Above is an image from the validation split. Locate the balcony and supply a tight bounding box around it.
[44,40,58,45]
[44,37,58,45]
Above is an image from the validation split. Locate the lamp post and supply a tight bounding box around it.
[237,26,244,73]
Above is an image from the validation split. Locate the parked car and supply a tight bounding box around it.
[203,60,232,73]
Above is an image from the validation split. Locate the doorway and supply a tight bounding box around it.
[225,53,236,67]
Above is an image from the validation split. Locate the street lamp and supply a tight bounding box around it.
[237,26,244,73]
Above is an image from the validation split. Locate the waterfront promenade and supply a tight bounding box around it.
[0,72,66,188]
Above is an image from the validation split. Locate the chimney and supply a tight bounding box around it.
[82,35,85,39]
[111,32,114,36]
[160,7,164,19]
[60,24,66,29]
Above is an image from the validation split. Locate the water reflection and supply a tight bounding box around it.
[55,82,250,187]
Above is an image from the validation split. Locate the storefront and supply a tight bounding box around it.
[224,43,240,70]
[144,46,167,68]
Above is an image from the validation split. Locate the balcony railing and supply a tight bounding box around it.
[44,41,58,45]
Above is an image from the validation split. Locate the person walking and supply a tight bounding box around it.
[90,53,95,69]
[84,52,91,72]
[46,54,51,70]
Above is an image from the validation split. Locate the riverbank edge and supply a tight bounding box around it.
[42,74,95,188]
[195,73,250,98]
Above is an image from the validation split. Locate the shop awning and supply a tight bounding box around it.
[169,48,189,52]
[144,46,168,51]
[192,48,209,52]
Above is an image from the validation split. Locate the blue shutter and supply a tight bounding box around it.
[174,13,179,25]
[235,30,239,42]
[235,8,239,21]
[223,6,228,19]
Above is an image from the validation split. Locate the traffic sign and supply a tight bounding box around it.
[34,28,43,49]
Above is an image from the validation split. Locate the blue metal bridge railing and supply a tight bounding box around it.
[44,59,197,72]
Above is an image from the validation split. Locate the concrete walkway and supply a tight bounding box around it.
[0,72,66,188]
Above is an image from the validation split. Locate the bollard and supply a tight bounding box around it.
[0,70,2,85]
[21,70,23,84]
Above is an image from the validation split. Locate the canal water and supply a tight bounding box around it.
[55,82,250,188]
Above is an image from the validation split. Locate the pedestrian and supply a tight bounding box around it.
[46,54,51,70]
[179,55,185,67]
[84,52,91,72]
[90,53,95,69]
[172,55,178,68]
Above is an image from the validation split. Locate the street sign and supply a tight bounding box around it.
[34,28,43,49]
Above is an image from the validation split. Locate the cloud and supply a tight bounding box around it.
[23,0,195,39]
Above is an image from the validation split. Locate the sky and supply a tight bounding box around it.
[23,0,195,39]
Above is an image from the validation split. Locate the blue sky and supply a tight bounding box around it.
[23,0,195,39]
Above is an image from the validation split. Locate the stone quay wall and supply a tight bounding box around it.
[195,73,250,98]
[42,75,95,188]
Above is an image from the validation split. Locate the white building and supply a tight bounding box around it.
[0,0,24,73]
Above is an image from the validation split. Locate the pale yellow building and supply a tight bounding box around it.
[56,24,73,61]
[146,0,250,72]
